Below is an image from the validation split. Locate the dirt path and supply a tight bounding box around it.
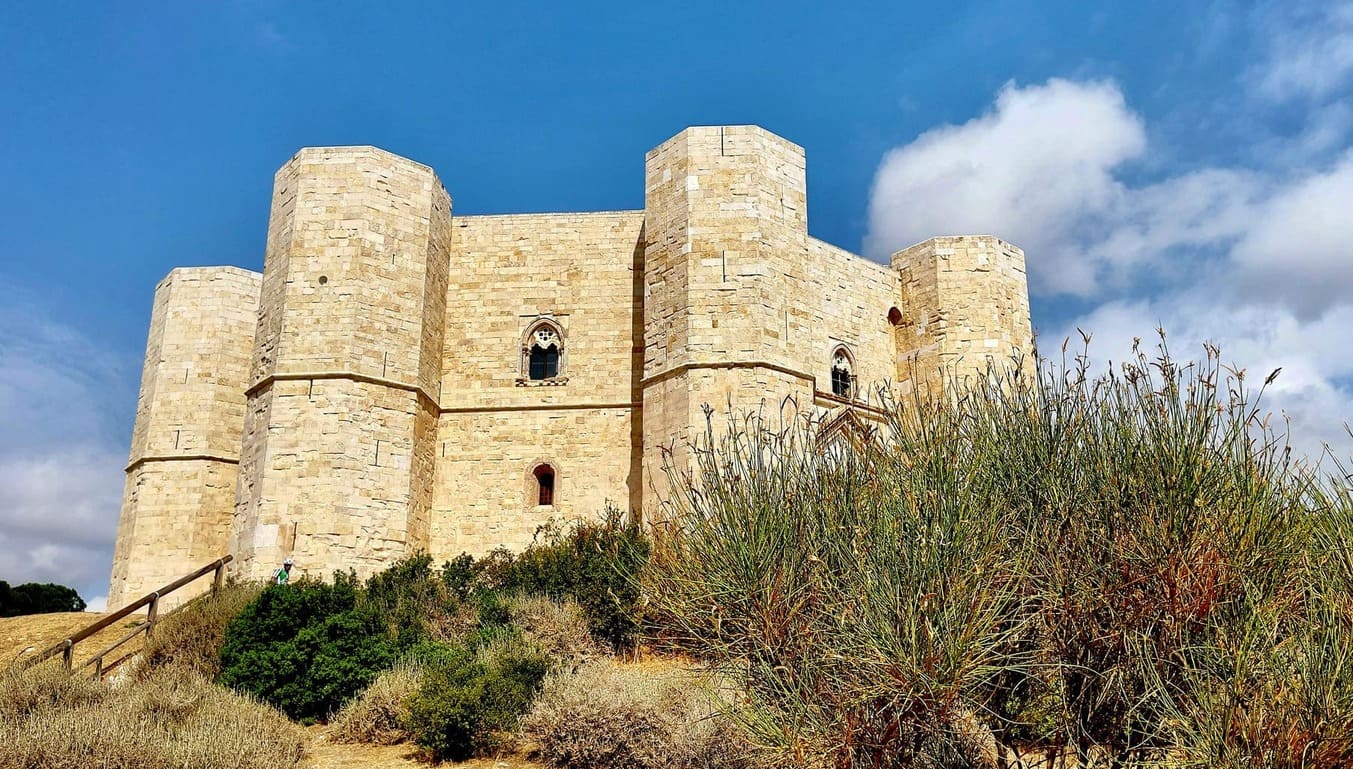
[0,611,149,672]
[304,727,542,768]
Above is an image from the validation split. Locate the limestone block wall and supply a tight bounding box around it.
[890,236,1033,397]
[800,238,903,406]
[108,266,261,610]
[230,147,452,582]
[432,211,644,556]
[639,125,921,513]
[107,126,1035,596]
[643,126,809,369]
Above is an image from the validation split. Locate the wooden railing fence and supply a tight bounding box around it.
[24,555,233,678]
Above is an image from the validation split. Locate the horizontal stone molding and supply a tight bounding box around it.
[640,361,886,417]
[640,360,815,388]
[125,453,241,473]
[440,401,641,415]
[245,371,439,409]
[811,391,888,418]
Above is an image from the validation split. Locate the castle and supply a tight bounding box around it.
[107,125,1032,609]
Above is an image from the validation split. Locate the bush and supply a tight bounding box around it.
[329,659,425,745]
[1151,455,1353,768]
[408,633,549,760]
[138,581,262,680]
[507,593,602,668]
[0,664,305,769]
[498,508,650,651]
[522,659,749,769]
[218,574,397,722]
[359,553,461,647]
[643,338,1346,767]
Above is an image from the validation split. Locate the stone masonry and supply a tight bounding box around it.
[107,125,1032,610]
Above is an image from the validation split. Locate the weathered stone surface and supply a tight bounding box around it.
[108,267,261,609]
[109,126,1033,602]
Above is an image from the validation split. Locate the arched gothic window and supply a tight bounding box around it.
[521,319,564,382]
[533,464,556,506]
[831,347,855,399]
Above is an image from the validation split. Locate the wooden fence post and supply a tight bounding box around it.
[26,555,234,676]
[146,592,159,639]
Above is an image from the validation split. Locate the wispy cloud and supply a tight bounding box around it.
[1251,2,1353,102]
[252,20,294,54]
[0,301,132,605]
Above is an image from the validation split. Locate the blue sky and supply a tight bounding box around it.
[2,1,1351,608]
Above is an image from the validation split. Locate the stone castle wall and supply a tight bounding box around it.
[891,236,1033,398]
[108,267,261,609]
[432,211,645,555]
[228,147,451,584]
[108,125,1033,607]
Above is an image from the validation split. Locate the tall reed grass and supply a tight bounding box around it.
[642,335,1352,768]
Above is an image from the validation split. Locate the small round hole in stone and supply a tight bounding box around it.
[318,276,328,285]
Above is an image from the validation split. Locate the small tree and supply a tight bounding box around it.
[0,581,86,616]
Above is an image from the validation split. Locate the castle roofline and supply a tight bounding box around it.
[282,145,440,177]
[454,209,643,221]
[646,124,805,158]
[888,234,1023,261]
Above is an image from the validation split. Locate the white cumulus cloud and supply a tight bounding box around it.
[865,12,1353,462]
[1230,152,1353,318]
[865,78,1146,296]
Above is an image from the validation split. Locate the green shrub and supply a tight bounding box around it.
[498,508,650,650]
[440,553,478,601]
[359,553,453,647]
[473,587,513,629]
[137,581,262,680]
[218,574,397,722]
[407,634,549,760]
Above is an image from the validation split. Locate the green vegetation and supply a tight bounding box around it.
[642,338,1353,768]
[218,573,399,723]
[407,631,549,760]
[0,581,85,616]
[213,511,645,760]
[29,334,1338,768]
[489,508,650,651]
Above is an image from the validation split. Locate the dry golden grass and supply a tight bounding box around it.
[0,662,306,769]
[506,594,603,669]
[522,658,749,769]
[0,611,147,672]
[328,659,424,746]
[137,581,262,680]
